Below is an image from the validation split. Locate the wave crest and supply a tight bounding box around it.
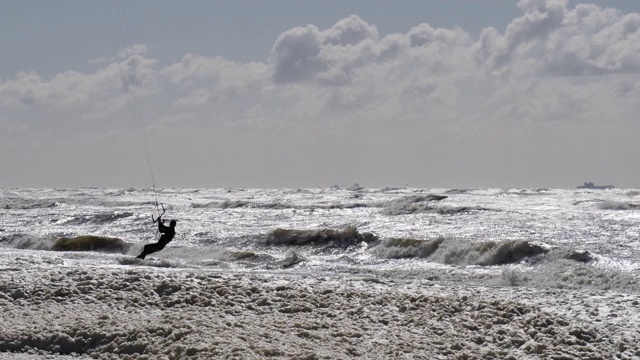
[0,198,60,209]
[597,200,640,210]
[266,226,378,247]
[191,200,368,210]
[0,234,52,250]
[53,236,130,253]
[382,194,494,215]
[375,237,549,266]
[62,212,134,225]
[374,237,445,259]
[471,240,548,266]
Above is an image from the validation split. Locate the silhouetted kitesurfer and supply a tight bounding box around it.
[136,216,176,259]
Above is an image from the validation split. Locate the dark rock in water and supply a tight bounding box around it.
[53,235,130,253]
[564,250,593,263]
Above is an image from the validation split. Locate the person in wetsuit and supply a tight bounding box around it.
[136,216,176,259]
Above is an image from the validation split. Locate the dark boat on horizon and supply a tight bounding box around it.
[577,182,614,190]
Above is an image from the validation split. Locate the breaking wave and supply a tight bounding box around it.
[61,212,135,225]
[501,188,553,196]
[0,234,53,250]
[192,200,271,209]
[444,189,470,194]
[118,257,181,268]
[373,237,600,268]
[381,194,445,215]
[277,252,306,269]
[0,197,60,209]
[597,200,640,210]
[265,226,377,247]
[501,260,640,292]
[260,226,593,268]
[373,237,445,259]
[191,200,369,210]
[1,234,132,254]
[374,237,550,266]
[53,236,131,253]
[381,194,490,215]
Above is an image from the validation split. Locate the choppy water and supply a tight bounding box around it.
[1,186,639,292]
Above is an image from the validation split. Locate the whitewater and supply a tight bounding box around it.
[1,186,639,359]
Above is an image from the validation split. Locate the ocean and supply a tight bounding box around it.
[1,186,639,359]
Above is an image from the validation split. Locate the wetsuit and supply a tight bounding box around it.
[136,217,175,259]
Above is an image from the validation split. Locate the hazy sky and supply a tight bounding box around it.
[2,0,640,189]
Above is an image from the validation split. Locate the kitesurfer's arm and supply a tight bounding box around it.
[157,217,167,233]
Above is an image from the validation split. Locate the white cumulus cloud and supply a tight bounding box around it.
[1,1,640,188]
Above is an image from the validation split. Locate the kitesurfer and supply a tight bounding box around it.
[136,216,176,259]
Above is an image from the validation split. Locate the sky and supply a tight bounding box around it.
[2,0,640,189]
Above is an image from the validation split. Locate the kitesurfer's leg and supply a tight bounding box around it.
[136,242,166,259]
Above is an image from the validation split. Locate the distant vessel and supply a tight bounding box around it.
[577,182,614,190]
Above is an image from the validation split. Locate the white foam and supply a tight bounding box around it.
[1,264,639,359]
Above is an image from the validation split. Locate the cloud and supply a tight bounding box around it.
[474,1,640,76]
[117,44,149,59]
[474,0,566,70]
[0,49,158,111]
[2,1,640,187]
[162,54,270,106]
[270,23,327,83]
[269,15,381,84]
